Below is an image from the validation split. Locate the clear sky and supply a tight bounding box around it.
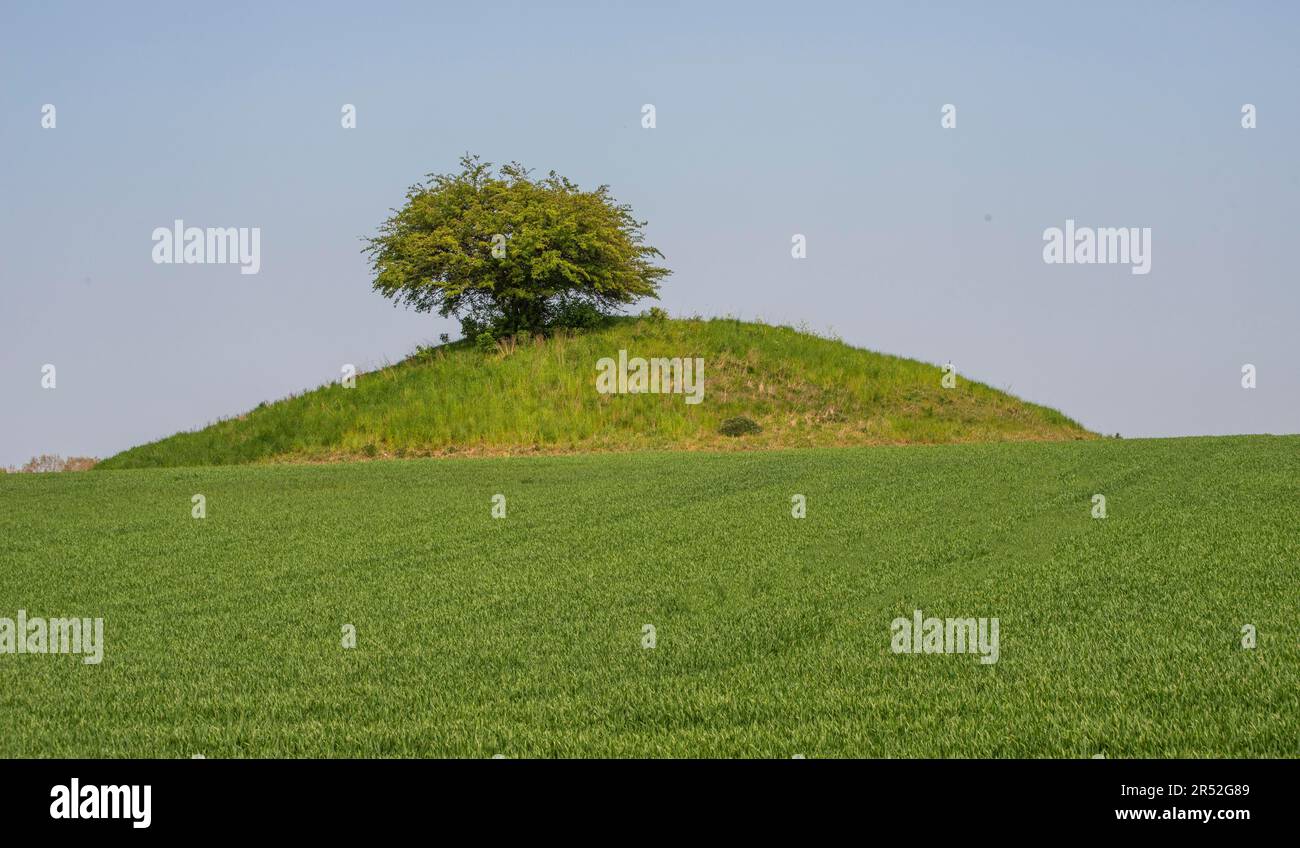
[2,0,1297,466]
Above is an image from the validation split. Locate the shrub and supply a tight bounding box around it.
[475,332,497,355]
[645,306,669,323]
[549,299,607,332]
[12,454,99,472]
[718,417,762,437]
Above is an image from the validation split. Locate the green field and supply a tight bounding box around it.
[2,435,1296,757]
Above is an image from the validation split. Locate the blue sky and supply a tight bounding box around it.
[2,0,1298,465]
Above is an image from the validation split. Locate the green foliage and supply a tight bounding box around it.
[6,436,1298,756]
[365,154,670,335]
[644,306,669,323]
[549,298,607,332]
[96,317,1092,469]
[718,416,762,437]
[458,314,485,340]
[475,331,497,355]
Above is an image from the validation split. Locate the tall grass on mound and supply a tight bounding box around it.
[98,317,1090,469]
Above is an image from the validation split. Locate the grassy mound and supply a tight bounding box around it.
[98,317,1091,469]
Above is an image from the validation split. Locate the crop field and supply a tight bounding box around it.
[1,435,1296,757]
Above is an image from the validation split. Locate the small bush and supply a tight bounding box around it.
[644,306,669,323]
[475,332,497,355]
[718,417,762,437]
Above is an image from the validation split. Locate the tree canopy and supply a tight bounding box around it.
[365,155,670,336]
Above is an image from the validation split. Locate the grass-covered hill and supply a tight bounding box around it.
[98,316,1092,469]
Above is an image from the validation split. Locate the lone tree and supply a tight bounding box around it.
[365,155,670,337]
